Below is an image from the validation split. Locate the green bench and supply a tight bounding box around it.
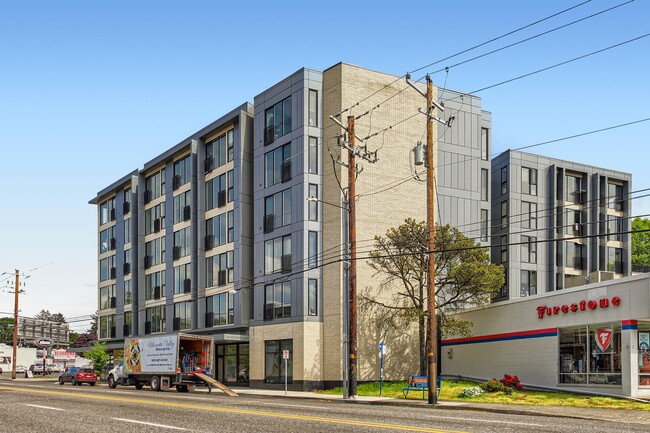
[402,375,441,399]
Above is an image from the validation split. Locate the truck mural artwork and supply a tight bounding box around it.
[107,333,237,396]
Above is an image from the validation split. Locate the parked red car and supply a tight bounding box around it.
[58,367,97,386]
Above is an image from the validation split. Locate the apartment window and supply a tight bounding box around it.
[481,169,488,201]
[123,311,132,336]
[308,90,318,127]
[264,282,291,320]
[124,218,131,244]
[173,227,191,259]
[308,184,318,221]
[206,173,227,210]
[100,226,115,254]
[500,270,508,298]
[556,240,564,267]
[100,197,116,225]
[206,292,234,327]
[264,97,292,144]
[145,203,165,235]
[264,340,293,384]
[206,132,228,171]
[308,279,318,316]
[227,170,234,203]
[500,166,507,195]
[522,167,538,196]
[173,155,191,189]
[566,242,583,269]
[99,284,115,310]
[228,210,234,243]
[308,231,318,268]
[100,255,116,282]
[145,168,165,202]
[206,251,234,287]
[173,301,192,331]
[264,189,292,233]
[265,143,291,187]
[521,235,537,264]
[607,247,623,273]
[227,130,234,162]
[144,236,165,267]
[480,209,488,242]
[608,182,624,211]
[566,210,582,236]
[521,201,537,229]
[501,201,508,229]
[565,175,583,203]
[520,270,537,297]
[123,188,131,214]
[173,190,191,224]
[124,249,131,275]
[206,213,228,248]
[98,315,115,339]
[500,235,508,263]
[145,271,166,301]
[174,263,191,295]
[145,305,166,334]
[264,235,292,274]
[124,279,132,304]
[308,137,318,174]
[607,216,624,241]
[481,128,489,161]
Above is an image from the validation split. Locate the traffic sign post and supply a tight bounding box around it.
[282,350,289,395]
[378,342,387,397]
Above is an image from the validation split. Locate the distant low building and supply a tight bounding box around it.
[17,317,69,348]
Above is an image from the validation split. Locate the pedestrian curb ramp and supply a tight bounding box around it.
[193,373,238,397]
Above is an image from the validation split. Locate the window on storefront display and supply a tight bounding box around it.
[558,323,621,386]
[638,322,650,386]
[216,344,249,385]
[264,339,292,384]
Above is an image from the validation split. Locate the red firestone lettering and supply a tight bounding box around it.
[599,298,609,308]
[587,300,597,310]
[612,296,621,306]
[570,303,578,312]
[537,306,546,319]
[579,300,586,311]
[553,306,560,315]
[546,307,552,316]
[561,305,569,313]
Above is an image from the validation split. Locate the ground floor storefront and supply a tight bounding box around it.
[442,274,650,398]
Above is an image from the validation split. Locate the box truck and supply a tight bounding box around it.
[107,333,236,395]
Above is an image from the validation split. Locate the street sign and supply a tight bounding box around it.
[282,350,289,359]
[378,342,387,355]
[34,338,53,348]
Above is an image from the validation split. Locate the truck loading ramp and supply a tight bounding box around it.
[193,372,239,397]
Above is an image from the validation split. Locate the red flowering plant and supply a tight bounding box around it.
[499,374,523,390]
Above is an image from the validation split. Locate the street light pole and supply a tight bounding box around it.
[12,269,19,380]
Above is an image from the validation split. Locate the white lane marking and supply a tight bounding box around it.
[113,418,189,431]
[253,401,334,411]
[422,414,544,427]
[25,404,64,411]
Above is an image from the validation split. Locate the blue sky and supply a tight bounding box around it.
[1,0,648,331]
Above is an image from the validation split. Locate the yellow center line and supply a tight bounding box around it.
[0,386,469,433]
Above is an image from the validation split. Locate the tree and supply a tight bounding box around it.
[0,317,14,345]
[34,310,67,323]
[71,331,97,348]
[632,217,650,268]
[84,342,109,376]
[365,219,504,374]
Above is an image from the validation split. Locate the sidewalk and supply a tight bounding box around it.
[2,376,649,425]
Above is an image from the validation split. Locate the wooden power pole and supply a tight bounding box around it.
[347,115,358,399]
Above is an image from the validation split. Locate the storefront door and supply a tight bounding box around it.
[216,343,249,386]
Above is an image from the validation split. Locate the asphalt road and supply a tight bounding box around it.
[0,380,645,433]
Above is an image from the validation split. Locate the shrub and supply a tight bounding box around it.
[503,387,513,395]
[500,374,523,390]
[459,387,484,398]
[480,379,505,393]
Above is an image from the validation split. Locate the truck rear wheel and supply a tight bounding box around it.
[108,375,117,389]
[176,385,189,393]
[134,382,144,390]
[150,376,161,392]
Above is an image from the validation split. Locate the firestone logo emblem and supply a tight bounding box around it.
[595,328,613,351]
[537,296,621,319]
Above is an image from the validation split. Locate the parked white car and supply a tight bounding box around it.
[47,364,63,373]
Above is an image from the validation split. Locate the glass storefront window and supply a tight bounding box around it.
[558,323,621,385]
[264,339,292,384]
[638,322,650,386]
[216,343,249,385]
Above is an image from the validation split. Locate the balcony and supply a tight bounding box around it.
[281,161,291,183]
[123,262,131,275]
[264,215,274,233]
[204,235,215,250]
[281,254,292,273]
[183,205,191,222]
[264,125,275,145]
[173,246,182,260]
[204,156,215,174]
[123,201,131,214]
[172,174,182,191]
[183,278,191,293]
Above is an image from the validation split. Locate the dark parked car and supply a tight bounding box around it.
[58,367,97,386]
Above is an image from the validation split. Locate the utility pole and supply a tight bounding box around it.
[407,73,450,404]
[12,269,19,380]
[424,76,438,405]
[347,115,358,399]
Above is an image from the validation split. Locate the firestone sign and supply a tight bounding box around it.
[537,296,621,319]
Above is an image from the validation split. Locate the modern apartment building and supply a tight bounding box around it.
[491,150,632,300]
[90,63,492,390]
